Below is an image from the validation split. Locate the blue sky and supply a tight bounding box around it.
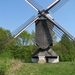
[0,0,75,37]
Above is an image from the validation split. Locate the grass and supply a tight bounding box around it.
[0,58,75,75]
[0,50,75,75]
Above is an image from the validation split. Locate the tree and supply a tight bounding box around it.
[0,27,8,51]
[52,31,57,45]
[15,30,32,46]
[10,31,33,61]
[60,34,75,61]
[31,30,35,45]
[5,30,12,41]
[52,34,75,61]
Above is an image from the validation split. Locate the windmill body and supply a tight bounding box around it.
[35,13,53,49]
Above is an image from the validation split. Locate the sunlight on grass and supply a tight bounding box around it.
[0,58,75,75]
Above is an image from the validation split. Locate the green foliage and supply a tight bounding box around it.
[0,27,8,51]
[0,26,75,62]
[5,30,12,41]
[52,32,57,44]
[10,45,39,62]
[60,34,75,61]
[0,59,75,75]
[7,30,38,62]
[0,63,5,75]
[12,46,31,62]
[16,31,33,46]
[52,34,75,61]
[31,30,35,45]
[0,48,14,75]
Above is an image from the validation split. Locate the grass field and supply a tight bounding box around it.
[0,58,75,75]
[0,50,75,75]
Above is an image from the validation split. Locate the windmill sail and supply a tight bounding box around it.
[46,0,60,12]
[25,0,43,11]
[46,0,69,13]
[6,16,39,45]
[45,14,75,43]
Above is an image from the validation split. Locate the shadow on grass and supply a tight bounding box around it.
[0,70,5,75]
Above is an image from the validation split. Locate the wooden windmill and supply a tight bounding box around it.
[6,0,75,63]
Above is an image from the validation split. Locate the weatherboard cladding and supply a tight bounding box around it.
[35,19,54,49]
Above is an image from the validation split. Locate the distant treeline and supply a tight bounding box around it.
[0,27,75,62]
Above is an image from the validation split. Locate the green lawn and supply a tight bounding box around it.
[0,58,75,75]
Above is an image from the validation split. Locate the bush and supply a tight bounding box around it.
[52,42,75,62]
[0,27,8,53]
[0,59,6,75]
[10,45,39,62]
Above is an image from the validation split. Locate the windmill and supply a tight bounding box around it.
[6,0,75,63]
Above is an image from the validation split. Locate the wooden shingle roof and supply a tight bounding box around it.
[32,48,58,57]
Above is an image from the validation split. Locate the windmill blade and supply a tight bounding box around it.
[47,21,70,45]
[50,0,69,13]
[47,20,64,39]
[46,0,60,12]
[46,0,69,13]
[46,16,75,47]
[46,20,62,39]
[25,0,43,12]
[6,15,39,46]
[45,14,75,42]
